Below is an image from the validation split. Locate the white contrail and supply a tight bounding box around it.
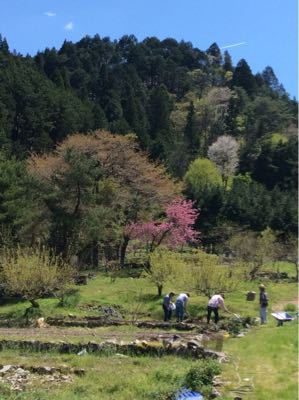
[220,42,247,49]
[44,11,56,17]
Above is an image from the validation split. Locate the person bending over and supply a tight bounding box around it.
[175,293,190,322]
[207,293,229,324]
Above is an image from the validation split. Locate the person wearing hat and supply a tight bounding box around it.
[259,284,269,324]
[162,292,175,321]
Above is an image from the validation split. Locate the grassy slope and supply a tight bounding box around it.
[0,351,193,400]
[222,319,298,400]
[0,262,297,399]
[0,262,297,322]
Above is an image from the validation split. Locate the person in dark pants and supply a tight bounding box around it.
[207,293,229,324]
[162,292,175,321]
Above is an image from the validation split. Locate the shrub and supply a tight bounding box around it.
[183,249,239,298]
[284,303,296,312]
[147,249,186,296]
[0,246,74,308]
[184,360,221,392]
[58,288,81,308]
[149,388,177,400]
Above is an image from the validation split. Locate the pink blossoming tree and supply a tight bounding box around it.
[124,198,199,258]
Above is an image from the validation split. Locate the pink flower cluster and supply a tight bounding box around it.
[125,198,199,250]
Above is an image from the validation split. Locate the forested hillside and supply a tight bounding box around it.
[0,34,297,256]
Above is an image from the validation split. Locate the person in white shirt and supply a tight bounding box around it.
[207,293,229,324]
[175,293,190,322]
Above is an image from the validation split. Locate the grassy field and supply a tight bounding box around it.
[0,350,195,400]
[222,318,298,400]
[0,262,297,399]
[0,262,297,322]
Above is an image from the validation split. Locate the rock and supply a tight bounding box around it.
[36,317,49,328]
[173,334,181,340]
[162,339,173,349]
[187,339,202,349]
[77,348,87,356]
[234,397,242,400]
[34,366,55,375]
[15,368,28,376]
[213,376,225,387]
[236,332,245,338]
[105,338,118,344]
[0,365,14,375]
[246,291,256,301]
[168,340,183,350]
[75,275,88,285]
[211,388,221,398]
[115,353,129,358]
[0,363,77,391]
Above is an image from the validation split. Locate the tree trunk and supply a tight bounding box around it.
[119,236,129,268]
[92,240,99,269]
[30,299,39,308]
[157,284,163,297]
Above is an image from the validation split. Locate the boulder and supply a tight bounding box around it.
[36,317,49,328]
[211,388,221,398]
[0,365,14,375]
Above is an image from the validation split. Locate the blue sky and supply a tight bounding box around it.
[1,0,298,98]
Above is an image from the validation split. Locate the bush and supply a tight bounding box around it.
[284,303,296,312]
[0,246,74,308]
[150,389,176,400]
[184,360,221,392]
[58,289,81,308]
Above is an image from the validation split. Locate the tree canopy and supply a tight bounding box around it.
[0,33,297,252]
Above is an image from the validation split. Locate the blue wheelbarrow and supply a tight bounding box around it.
[271,312,295,326]
[175,388,204,399]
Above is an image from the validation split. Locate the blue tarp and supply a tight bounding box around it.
[175,388,204,399]
[271,312,294,321]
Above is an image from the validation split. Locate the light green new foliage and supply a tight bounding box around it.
[256,227,280,264]
[183,250,239,298]
[0,246,74,307]
[148,249,185,296]
[269,132,288,146]
[184,158,222,205]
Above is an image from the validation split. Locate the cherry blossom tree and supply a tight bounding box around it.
[207,135,239,187]
[125,198,199,254]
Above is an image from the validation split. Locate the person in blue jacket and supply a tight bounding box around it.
[259,284,269,324]
[162,292,175,321]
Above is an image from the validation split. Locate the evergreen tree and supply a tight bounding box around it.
[0,34,9,55]
[262,66,286,95]
[206,42,222,65]
[148,84,173,158]
[184,101,197,151]
[232,59,257,95]
[223,50,233,71]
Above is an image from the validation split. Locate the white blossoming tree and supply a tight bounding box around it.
[207,135,239,187]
